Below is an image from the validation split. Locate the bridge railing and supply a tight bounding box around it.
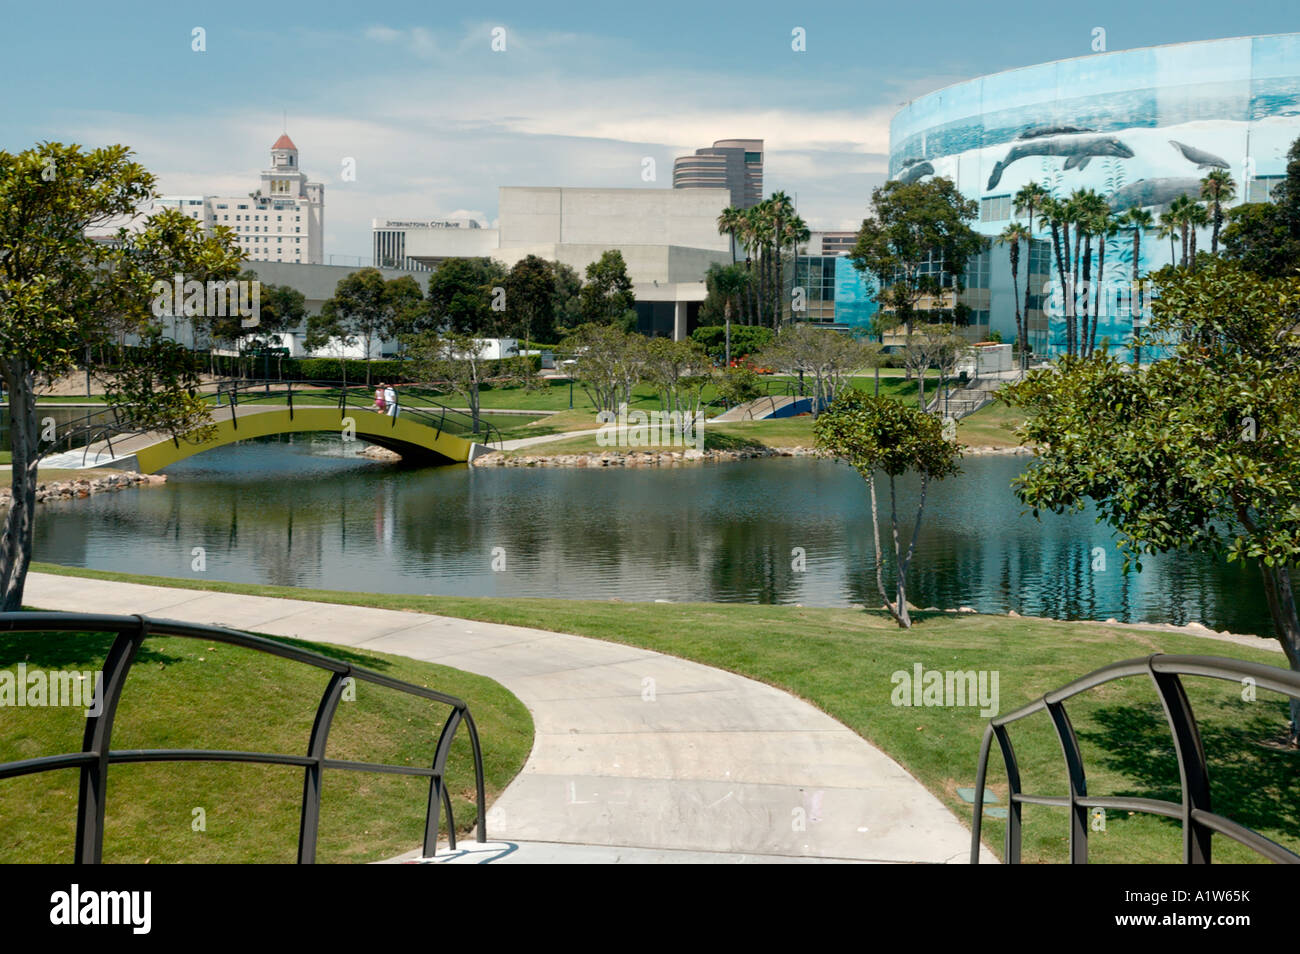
[0,611,488,863]
[970,653,1300,864]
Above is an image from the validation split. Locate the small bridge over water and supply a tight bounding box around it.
[39,381,501,473]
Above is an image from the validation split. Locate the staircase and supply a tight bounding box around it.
[927,375,1013,420]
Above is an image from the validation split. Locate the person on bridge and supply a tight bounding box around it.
[384,383,399,419]
[374,383,387,413]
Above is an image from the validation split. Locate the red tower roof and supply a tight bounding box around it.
[271,133,297,151]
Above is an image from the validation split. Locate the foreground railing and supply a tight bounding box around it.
[0,612,487,863]
[971,653,1300,864]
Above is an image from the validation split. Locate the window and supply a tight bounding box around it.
[216,204,228,209]
[744,152,761,163]
[964,250,990,290]
[980,195,1012,222]
[1248,176,1285,203]
[237,204,248,210]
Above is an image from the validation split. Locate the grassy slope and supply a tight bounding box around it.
[0,624,532,864]
[28,563,1300,864]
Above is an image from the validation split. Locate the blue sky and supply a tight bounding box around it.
[3,1,1299,259]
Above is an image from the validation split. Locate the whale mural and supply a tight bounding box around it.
[1169,140,1231,169]
[987,134,1134,189]
[1107,177,1204,211]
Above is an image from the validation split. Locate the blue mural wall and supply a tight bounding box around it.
[889,34,1300,358]
[833,256,877,329]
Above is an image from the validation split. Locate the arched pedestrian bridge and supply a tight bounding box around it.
[40,381,501,474]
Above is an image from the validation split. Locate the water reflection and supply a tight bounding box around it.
[32,434,1271,635]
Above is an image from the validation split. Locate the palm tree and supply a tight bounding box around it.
[1089,207,1119,355]
[1199,168,1236,255]
[1187,202,1210,271]
[768,191,796,330]
[711,264,751,368]
[998,222,1032,369]
[781,214,811,324]
[716,206,746,265]
[1168,195,1195,267]
[1014,182,1050,360]
[1121,207,1154,366]
[1039,196,1072,357]
[1068,189,1109,355]
[1158,211,1178,264]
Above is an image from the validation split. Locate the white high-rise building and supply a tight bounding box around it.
[157,134,325,265]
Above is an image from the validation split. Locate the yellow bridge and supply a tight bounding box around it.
[45,385,497,474]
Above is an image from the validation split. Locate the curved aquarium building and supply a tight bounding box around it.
[888,33,1300,358]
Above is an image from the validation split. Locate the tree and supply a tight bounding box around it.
[1014,182,1050,361]
[561,323,644,415]
[1200,168,1236,256]
[902,323,967,411]
[702,263,752,365]
[850,177,982,350]
[1224,134,1300,276]
[1003,257,1300,742]
[759,324,874,418]
[306,268,417,386]
[814,389,962,628]
[1121,207,1155,366]
[641,338,711,434]
[689,324,773,365]
[402,330,490,434]
[716,206,746,265]
[503,254,558,351]
[0,142,241,610]
[552,261,584,337]
[578,250,635,327]
[305,269,383,385]
[998,222,1032,369]
[426,257,507,336]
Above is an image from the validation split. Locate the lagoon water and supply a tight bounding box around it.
[33,434,1271,635]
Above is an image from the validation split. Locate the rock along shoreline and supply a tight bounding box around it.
[1,472,166,505]
[472,443,1034,468]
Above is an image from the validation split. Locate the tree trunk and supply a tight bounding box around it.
[1092,238,1106,355]
[889,474,910,628]
[1259,563,1300,745]
[1023,213,1035,369]
[1131,230,1142,367]
[867,471,893,617]
[0,362,40,612]
[1050,223,1069,358]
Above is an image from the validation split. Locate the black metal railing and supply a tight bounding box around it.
[971,653,1300,864]
[0,611,488,863]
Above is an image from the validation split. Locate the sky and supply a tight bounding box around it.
[3,0,1299,260]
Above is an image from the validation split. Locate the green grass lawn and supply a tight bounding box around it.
[27,563,1300,864]
[500,398,1023,456]
[0,622,532,864]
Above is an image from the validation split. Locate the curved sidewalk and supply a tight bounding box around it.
[26,572,994,864]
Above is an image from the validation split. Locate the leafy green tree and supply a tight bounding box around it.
[551,261,584,337]
[1003,257,1300,741]
[715,365,762,406]
[305,268,413,386]
[814,389,962,628]
[901,323,967,410]
[689,324,773,364]
[426,257,508,336]
[0,141,241,609]
[579,250,636,327]
[1224,134,1300,276]
[504,254,558,349]
[850,177,982,347]
[381,275,429,344]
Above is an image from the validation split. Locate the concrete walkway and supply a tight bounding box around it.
[25,572,994,864]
